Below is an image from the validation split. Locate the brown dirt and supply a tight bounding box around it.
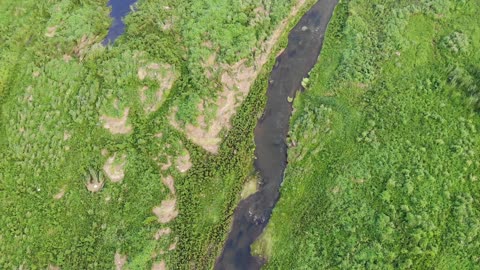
[169,0,307,153]
[63,131,71,141]
[85,170,105,193]
[160,156,172,171]
[73,34,98,59]
[114,252,127,270]
[168,238,177,251]
[175,151,192,173]
[169,104,221,153]
[103,153,127,183]
[48,265,60,270]
[100,108,132,135]
[162,19,173,31]
[45,26,57,38]
[63,54,72,62]
[154,227,172,240]
[151,261,166,270]
[162,175,175,195]
[138,63,176,114]
[86,179,104,193]
[53,186,66,200]
[153,199,178,224]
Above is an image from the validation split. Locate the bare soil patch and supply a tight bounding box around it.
[154,227,171,240]
[168,238,177,251]
[63,54,72,62]
[114,252,127,270]
[152,261,166,270]
[53,186,66,200]
[73,34,98,59]
[100,108,132,135]
[63,131,72,141]
[45,26,57,38]
[162,175,175,195]
[153,199,178,224]
[86,180,104,193]
[169,104,221,153]
[176,151,192,173]
[85,170,105,193]
[103,153,127,183]
[160,156,172,171]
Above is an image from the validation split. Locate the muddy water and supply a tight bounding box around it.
[215,1,339,269]
[102,0,137,45]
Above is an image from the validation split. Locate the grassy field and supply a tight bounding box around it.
[0,0,315,268]
[256,0,480,268]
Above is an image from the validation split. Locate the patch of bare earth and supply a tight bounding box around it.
[86,180,104,193]
[154,227,172,240]
[63,54,72,62]
[168,238,177,251]
[63,131,71,141]
[45,26,57,38]
[85,170,105,193]
[160,156,172,171]
[152,261,166,270]
[114,252,127,270]
[162,175,175,195]
[53,186,66,200]
[103,153,127,183]
[176,151,192,173]
[74,34,99,59]
[170,0,307,153]
[138,63,177,114]
[169,104,221,153]
[100,108,132,135]
[153,199,178,224]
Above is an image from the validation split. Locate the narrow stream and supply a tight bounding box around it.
[102,0,137,45]
[215,1,339,269]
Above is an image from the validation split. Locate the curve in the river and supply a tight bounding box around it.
[215,0,339,269]
[103,0,137,45]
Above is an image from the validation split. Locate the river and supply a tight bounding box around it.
[215,0,339,269]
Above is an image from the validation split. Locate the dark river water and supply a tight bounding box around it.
[102,0,137,45]
[215,0,339,269]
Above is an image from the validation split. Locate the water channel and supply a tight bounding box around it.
[102,0,137,45]
[215,1,339,269]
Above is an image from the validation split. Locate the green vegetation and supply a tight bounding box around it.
[0,0,314,268]
[259,0,480,268]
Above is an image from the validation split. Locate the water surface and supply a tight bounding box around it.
[103,0,137,45]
